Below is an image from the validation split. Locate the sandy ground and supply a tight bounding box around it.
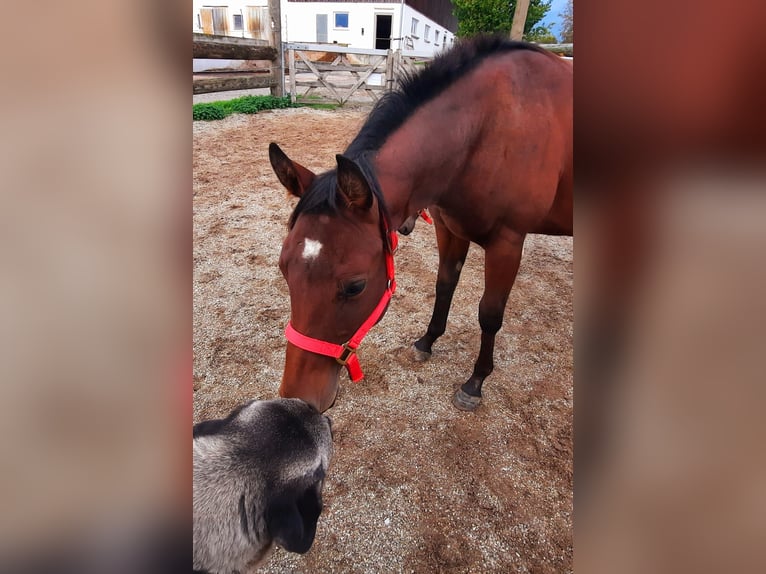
[193,108,573,573]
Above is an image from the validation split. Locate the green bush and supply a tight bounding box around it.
[193,95,295,121]
[229,98,265,114]
[193,103,228,121]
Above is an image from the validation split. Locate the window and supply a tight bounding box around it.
[435,30,440,45]
[411,18,419,36]
[233,14,243,31]
[424,24,431,42]
[334,12,349,29]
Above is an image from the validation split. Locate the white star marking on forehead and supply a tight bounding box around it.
[302,238,323,261]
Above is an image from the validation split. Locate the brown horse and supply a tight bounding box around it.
[269,36,572,412]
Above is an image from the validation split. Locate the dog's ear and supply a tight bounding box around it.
[193,401,254,438]
[192,418,227,438]
[266,483,323,554]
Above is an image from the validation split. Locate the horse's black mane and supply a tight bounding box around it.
[288,36,547,228]
[346,36,546,156]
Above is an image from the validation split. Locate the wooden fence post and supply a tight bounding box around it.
[288,48,297,102]
[268,0,283,96]
[385,49,395,92]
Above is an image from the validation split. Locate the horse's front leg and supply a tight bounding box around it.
[453,233,525,411]
[413,211,470,361]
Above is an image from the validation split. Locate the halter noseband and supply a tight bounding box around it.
[284,215,398,382]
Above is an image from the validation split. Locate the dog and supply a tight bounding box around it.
[193,398,333,573]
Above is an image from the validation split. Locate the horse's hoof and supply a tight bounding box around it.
[411,345,432,363]
[452,389,482,411]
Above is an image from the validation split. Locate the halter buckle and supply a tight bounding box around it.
[336,343,356,366]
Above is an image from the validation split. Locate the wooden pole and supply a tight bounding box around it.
[288,48,297,102]
[193,33,276,60]
[510,0,531,41]
[385,49,394,93]
[268,0,283,96]
[193,74,277,94]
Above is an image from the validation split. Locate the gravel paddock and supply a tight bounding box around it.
[193,108,573,573]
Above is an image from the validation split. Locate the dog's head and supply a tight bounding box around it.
[254,399,333,554]
[193,398,333,565]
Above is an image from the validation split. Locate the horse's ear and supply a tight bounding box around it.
[335,154,373,210]
[269,142,315,198]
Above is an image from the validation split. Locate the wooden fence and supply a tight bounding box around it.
[285,43,393,105]
[193,33,282,96]
[284,43,571,105]
[193,31,572,103]
[284,45,442,105]
[193,0,284,96]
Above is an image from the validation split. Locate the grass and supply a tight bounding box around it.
[193,95,294,121]
[294,93,342,110]
[193,93,342,120]
[298,102,342,110]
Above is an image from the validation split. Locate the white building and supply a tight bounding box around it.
[192,1,458,55]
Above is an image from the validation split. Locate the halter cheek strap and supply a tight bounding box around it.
[284,228,398,383]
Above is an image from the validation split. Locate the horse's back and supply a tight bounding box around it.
[460,49,573,237]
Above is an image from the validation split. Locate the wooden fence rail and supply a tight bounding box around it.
[193,33,572,101]
[193,33,276,61]
[539,43,573,57]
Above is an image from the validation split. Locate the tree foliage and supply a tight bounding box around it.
[559,0,573,43]
[525,25,557,43]
[452,0,552,38]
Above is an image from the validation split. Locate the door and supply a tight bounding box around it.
[245,6,269,40]
[200,7,229,35]
[316,14,328,43]
[374,14,392,50]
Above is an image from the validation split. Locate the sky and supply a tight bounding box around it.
[540,0,569,40]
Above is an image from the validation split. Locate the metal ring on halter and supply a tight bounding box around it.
[335,343,356,366]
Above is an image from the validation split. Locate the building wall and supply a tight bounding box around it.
[400,3,455,53]
[282,2,398,50]
[192,1,269,37]
[193,1,270,72]
[192,1,452,55]
[283,1,450,55]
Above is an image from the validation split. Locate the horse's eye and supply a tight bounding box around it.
[342,280,366,298]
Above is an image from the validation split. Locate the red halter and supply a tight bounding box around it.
[284,220,398,383]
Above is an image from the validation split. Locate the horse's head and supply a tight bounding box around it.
[268,143,394,412]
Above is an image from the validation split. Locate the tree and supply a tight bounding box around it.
[525,25,558,43]
[452,0,552,38]
[559,0,573,43]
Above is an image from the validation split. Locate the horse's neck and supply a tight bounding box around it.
[372,101,476,230]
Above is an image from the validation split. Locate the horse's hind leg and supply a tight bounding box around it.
[453,233,524,411]
[413,214,470,361]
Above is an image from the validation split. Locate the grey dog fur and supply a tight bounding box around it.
[193,398,333,573]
